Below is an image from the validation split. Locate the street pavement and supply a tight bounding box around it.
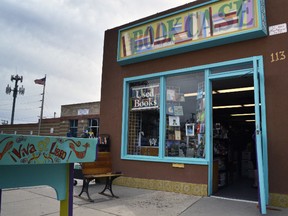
[1,181,288,216]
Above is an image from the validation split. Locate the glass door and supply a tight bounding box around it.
[207,57,268,214]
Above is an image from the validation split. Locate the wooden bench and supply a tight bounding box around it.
[77,152,122,202]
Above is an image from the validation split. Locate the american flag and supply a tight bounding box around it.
[34,77,46,85]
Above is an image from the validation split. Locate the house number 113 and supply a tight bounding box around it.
[271,51,286,63]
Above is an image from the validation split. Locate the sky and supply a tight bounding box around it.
[0,0,196,124]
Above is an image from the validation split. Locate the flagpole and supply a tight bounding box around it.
[38,74,46,135]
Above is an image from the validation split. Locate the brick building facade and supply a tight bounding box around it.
[0,101,100,138]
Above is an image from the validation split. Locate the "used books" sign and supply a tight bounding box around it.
[131,85,159,111]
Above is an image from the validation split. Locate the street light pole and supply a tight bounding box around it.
[5,75,25,125]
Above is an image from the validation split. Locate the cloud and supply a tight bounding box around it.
[0,0,194,124]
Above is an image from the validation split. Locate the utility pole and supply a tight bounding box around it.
[38,80,46,135]
[34,75,46,135]
[5,75,25,125]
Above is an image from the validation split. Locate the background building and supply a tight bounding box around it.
[0,101,100,138]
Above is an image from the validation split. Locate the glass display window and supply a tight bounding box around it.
[165,72,205,159]
[127,79,160,156]
[123,72,206,160]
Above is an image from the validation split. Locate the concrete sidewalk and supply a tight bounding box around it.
[1,182,287,216]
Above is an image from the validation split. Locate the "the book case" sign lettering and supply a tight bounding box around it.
[118,0,267,65]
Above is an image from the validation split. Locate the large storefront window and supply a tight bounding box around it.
[122,57,266,173]
[165,72,205,158]
[125,72,206,159]
[127,79,160,156]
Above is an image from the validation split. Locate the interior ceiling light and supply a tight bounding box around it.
[243,104,256,107]
[246,119,256,122]
[231,113,255,117]
[216,86,254,94]
[213,105,242,109]
[184,86,254,97]
[213,103,255,109]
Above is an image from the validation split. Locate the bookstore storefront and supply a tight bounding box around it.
[100,0,288,213]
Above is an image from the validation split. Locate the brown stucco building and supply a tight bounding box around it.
[100,0,288,211]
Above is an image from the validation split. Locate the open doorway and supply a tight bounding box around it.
[212,75,258,201]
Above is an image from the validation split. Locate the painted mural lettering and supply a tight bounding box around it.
[0,135,96,165]
[11,143,37,159]
[50,142,67,160]
[119,0,257,60]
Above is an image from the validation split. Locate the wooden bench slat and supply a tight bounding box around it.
[82,167,112,175]
[85,173,123,178]
[77,151,122,201]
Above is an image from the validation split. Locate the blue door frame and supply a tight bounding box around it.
[206,56,268,214]
[121,56,268,213]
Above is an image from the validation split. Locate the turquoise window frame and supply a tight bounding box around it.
[121,56,268,193]
[121,68,209,165]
